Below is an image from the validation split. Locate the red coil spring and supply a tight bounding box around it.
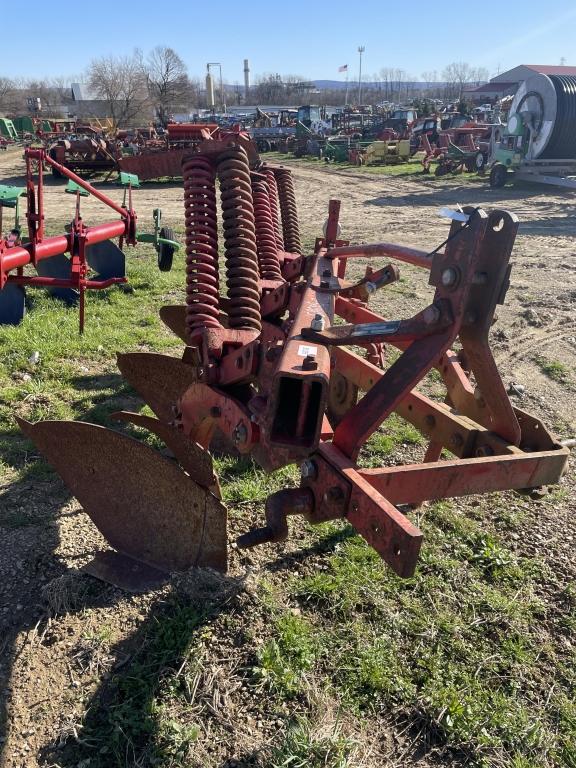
[273,167,302,255]
[263,167,284,250]
[251,175,282,281]
[182,155,221,339]
[217,147,261,332]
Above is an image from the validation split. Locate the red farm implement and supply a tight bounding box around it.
[16,137,570,590]
[47,123,259,183]
[0,147,153,330]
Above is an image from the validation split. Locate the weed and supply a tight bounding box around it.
[269,717,356,768]
[253,613,317,697]
[534,356,569,383]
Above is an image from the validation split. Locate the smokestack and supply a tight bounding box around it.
[206,69,215,109]
[244,59,250,102]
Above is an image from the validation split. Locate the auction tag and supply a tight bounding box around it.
[297,344,318,357]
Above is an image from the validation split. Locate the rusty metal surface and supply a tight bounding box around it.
[117,352,197,424]
[359,449,569,505]
[82,550,169,592]
[304,443,423,578]
[159,305,188,342]
[18,418,227,573]
[111,410,219,495]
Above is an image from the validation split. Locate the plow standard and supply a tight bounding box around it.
[10,136,570,590]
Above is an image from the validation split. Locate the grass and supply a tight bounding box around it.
[263,150,486,183]
[1,217,575,767]
[534,356,570,384]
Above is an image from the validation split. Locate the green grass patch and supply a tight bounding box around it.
[534,356,570,383]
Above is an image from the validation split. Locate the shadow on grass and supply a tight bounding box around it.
[42,571,245,768]
[0,371,160,759]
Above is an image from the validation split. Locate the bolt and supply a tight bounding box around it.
[233,422,248,445]
[475,445,494,457]
[266,346,282,362]
[322,268,331,277]
[364,281,377,294]
[450,433,464,449]
[302,354,318,371]
[210,406,221,418]
[473,271,488,285]
[311,313,325,331]
[423,305,441,325]
[441,267,458,287]
[323,486,345,507]
[424,414,436,429]
[320,279,330,288]
[300,459,317,480]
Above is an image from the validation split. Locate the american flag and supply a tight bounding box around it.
[338,64,348,73]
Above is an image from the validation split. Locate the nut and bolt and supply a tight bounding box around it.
[232,422,248,445]
[300,459,318,480]
[441,267,458,287]
[311,313,325,331]
[302,354,318,371]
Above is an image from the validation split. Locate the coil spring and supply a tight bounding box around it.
[274,167,302,255]
[263,167,284,250]
[182,155,221,339]
[217,146,261,332]
[252,175,282,281]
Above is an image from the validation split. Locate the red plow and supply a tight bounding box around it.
[16,136,570,590]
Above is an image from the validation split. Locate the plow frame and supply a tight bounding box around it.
[232,205,569,578]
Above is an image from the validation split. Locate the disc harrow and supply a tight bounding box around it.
[18,137,570,590]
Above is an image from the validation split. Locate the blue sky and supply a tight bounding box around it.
[4,0,576,83]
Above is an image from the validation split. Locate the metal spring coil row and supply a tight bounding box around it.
[273,167,302,255]
[263,167,284,250]
[217,147,262,332]
[251,175,283,280]
[182,155,221,338]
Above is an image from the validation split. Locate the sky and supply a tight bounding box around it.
[3,0,576,84]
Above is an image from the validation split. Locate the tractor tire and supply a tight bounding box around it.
[157,227,176,272]
[489,163,508,188]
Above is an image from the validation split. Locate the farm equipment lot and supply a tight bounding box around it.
[0,144,575,767]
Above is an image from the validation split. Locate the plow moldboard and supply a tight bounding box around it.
[17,418,227,577]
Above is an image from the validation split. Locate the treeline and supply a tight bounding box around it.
[0,52,490,127]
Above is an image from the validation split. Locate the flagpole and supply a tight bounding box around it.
[345,72,349,106]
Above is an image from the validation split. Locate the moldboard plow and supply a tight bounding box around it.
[18,137,570,590]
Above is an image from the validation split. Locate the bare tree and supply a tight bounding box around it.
[0,77,24,113]
[87,52,149,127]
[442,62,489,100]
[146,46,189,125]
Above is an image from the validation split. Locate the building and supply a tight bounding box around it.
[467,64,576,103]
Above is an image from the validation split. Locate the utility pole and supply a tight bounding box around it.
[357,46,365,105]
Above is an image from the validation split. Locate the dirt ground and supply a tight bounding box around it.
[0,145,574,767]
